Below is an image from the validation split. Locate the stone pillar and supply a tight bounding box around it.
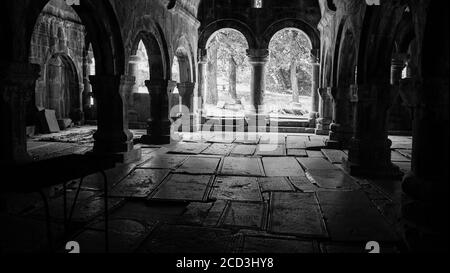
[247,49,269,114]
[327,86,353,148]
[89,74,141,163]
[390,54,406,86]
[141,79,175,144]
[195,49,208,131]
[127,55,141,126]
[343,83,401,178]
[0,62,40,165]
[309,50,320,127]
[315,87,333,135]
[177,82,196,132]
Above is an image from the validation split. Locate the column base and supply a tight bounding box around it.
[343,158,403,179]
[140,134,171,145]
[325,139,341,149]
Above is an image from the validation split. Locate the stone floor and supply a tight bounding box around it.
[1,128,416,253]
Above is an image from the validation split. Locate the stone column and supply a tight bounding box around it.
[177,82,196,132]
[327,86,353,148]
[195,49,208,131]
[309,50,320,127]
[315,87,333,135]
[0,62,40,165]
[390,54,406,86]
[141,79,175,144]
[343,83,401,178]
[127,55,141,127]
[247,49,269,114]
[89,74,141,163]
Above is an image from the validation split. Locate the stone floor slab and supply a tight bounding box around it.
[208,135,236,144]
[258,177,295,192]
[305,140,326,150]
[110,201,186,224]
[150,174,213,202]
[211,176,262,202]
[255,144,286,156]
[230,145,256,156]
[109,169,170,198]
[220,157,265,176]
[201,143,234,156]
[168,142,210,154]
[287,149,308,157]
[306,150,325,158]
[321,149,348,164]
[241,236,319,253]
[316,191,399,242]
[174,156,222,174]
[221,201,266,229]
[268,192,327,238]
[139,154,188,169]
[137,225,241,253]
[178,202,215,226]
[288,177,318,192]
[297,158,339,170]
[262,157,305,177]
[203,200,228,227]
[391,150,411,162]
[286,136,308,149]
[234,134,260,145]
[259,134,285,145]
[306,169,360,190]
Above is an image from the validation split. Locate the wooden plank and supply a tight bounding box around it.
[211,176,262,202]
[306,169,360,190]
[287,149,308,157]
[230,145,256,156]
[268,192,328,238]
[221,201,266,229]
[297,158,339,170]
[110,169,170,198]
[149,174,213,202]
[168,142,210,154]
[286,136,308,149]
[255,144,286,156]
[174,156,221,174]
[321,149,348,164]
[139,154,188,169]
[258,177,295,192]
[316,191,399,242]
[201,143,234,156]
[262,157,305,177]
[220,157,265,176]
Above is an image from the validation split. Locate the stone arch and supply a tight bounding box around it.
[199,19,258,50]
[128,18,171,80]
[26,0,125,76]
[262,19,320,51]
[336,26,357,88]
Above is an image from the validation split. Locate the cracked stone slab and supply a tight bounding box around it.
[316,191,399,242]
[210,176,262,202]
[286,136,308,149]
[306,169,360,190]
[240,236,319,253]
[71,219,153,253]
[136,225,242,253]
[178,202,215,226]
[288,177,318,192]
[230,145,256,156]
[287,149,308,157]
[174,156,222,174]
[201,143,234,156]
[262,157,305,177]
[321,149,348,164]
[391,150,410,162]
[203,200,228,227]
[220,157,265,176]
[305,140,326,150]
[268,192,328,238]
[258,177,295,192]
[149,174,214,202]
[110,201,186,225]
[255,144,286,156]
[221,201,267,230]
[168,142,210,154]
[297,158,339,170]
[109,169,170,198]
[138,154,188,169]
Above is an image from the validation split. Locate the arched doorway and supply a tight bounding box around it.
[265,28,312,118]
[204,28,250,117]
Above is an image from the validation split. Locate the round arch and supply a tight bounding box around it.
[26,0,125,76]
[199,19,258,50]
[262,19,320,51]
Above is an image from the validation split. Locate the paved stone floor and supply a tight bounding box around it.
[1,127,416,253]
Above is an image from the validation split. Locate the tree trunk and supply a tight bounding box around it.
[291,59,299,102]
[228,56,237,101]
[206,39,218,105]
[277,69,289,90]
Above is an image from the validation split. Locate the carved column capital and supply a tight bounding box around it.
[247,49,269,64]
